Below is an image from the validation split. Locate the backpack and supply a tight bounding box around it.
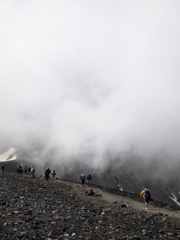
[144,189,150,198]
[45,169,50,175]
[80,174,85,179]
[87,174,92,180]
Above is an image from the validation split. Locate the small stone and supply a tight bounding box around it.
[18,232,26,237]
[14,211,21,214]
[64,233,69,237]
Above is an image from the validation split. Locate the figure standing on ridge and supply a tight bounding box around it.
[140,187,152,210]
[1,165,5,174]
[45,168,51,181]
[28,166,31,174]
[31,167,35,178]
[52,170,56,179]
[17,165,23,175]
[86,173,92,186]
[19,165,23,175]
[80,173,86,186]
[24,165,27,174]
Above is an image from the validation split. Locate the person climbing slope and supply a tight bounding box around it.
[140,187,152,210]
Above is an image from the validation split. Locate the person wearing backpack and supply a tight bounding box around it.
[140,187,152,210]
[86,173,92,186]
[80,173,86,186]
[51,170,56,179]
[45,168,51,181]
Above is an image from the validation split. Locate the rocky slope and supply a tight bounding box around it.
[0,172,180,240]
[1,157,180,208]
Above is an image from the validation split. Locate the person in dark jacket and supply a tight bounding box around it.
[45,168,51,181]
[86,173,92,186]
[1,165,5,174]
[52,170,56,179]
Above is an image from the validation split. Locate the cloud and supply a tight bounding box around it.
[1,0,180,165]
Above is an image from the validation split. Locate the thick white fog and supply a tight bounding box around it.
[1,0,180,166]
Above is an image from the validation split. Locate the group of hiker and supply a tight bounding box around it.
[44,168,56,181]
[15,165,57,180]
[1,163,152,210]
[80,173,92,186]
[17,165,36,177]
[79,173,152,210]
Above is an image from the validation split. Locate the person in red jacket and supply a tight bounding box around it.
[140,187,152,210]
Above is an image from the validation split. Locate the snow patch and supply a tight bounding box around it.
[118,184,123,192]
[0,148,17,162]
[169,193,180,207]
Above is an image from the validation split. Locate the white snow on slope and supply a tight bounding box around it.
[169,193,180,207]
[0,148,17,162]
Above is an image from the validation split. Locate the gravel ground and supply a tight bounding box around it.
[0,172,180,240]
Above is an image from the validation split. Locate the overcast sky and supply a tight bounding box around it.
[1,0,180,165]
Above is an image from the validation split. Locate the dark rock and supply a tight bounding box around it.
[26,210,32,215]
[88,189,95,196]
[121,204,127,208]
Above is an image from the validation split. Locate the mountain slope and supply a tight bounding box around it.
[0,172,180,240]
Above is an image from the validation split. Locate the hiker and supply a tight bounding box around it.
[52,170,56,179]
[80,173,86,186]
[45,168,51,181]
[1,165,5,174]
[24,165,27,174]
[28,166,31,174]
[31,167,35,178]
[17,165,23,175]
[19,165,23,175]
[140,187,152,210]
[17,165,20,174]
[86,173,92,186]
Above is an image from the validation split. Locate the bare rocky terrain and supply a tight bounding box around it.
[0,172,180,240]
[2,158,180,208]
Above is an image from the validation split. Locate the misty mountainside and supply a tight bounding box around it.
[2,149,180,208]
[58,160,180,208]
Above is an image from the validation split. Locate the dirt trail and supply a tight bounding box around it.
[59,179,180,219]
